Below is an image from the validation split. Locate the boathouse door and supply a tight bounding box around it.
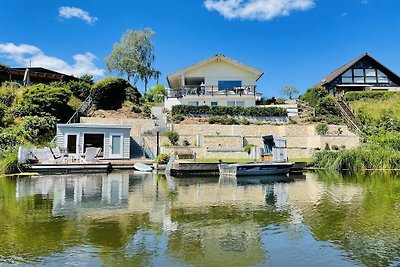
[65,133,80,157]
[110,134,123,158]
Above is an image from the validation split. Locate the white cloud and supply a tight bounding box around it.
[0,42,105,77]
[204,0,315,21]
[58,6,98,24]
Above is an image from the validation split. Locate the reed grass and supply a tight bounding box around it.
[0,147,19,174]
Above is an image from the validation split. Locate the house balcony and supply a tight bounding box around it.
[167,85,257,98]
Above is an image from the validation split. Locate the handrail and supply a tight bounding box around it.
[168,85,257,97]
[67,94,93,124]
[336,100,362,134]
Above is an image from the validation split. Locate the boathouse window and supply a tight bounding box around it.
[67,134,78,154]
[211,101,218,106]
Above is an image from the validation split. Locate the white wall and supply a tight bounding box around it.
[185,60,258,86]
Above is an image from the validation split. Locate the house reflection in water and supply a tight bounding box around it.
[16,173,130,216]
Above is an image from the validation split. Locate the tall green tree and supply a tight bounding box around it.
[281,85,299,100]
[105,29,160,93]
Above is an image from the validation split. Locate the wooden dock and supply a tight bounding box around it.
[24,159,154,174]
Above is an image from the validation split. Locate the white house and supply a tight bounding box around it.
[165,54,264,109]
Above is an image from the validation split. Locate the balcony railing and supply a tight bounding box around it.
[167,85,256,98]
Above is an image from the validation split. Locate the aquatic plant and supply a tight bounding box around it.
[0,147,19,174]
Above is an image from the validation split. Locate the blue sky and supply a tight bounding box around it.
[1,0,399,97]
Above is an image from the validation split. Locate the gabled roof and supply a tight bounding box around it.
[319,53,400,86]
[167,54,264,86]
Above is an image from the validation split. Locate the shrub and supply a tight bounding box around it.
[300,86,329,108]
[155,153,170,164]
[316,123,329,135]
[182,139,190,146]
[141,105,152,118]
[67,75,94,100]
[0,127,21,151]
[316,95,339,116]
[92,77,141,109]
[22,116,57,145]
[172,105,287,117]
[244,144,256,154]
[165,131,179,146]
[0,147,19,174]
[344,91,396,102]
[17,84,73,121]
[0,86,16,107]
[275,98,286,104]
[171,114,184,123]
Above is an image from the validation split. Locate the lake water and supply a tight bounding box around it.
[0,171,399,266]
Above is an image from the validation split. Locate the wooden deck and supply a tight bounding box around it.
[25,158,154,174]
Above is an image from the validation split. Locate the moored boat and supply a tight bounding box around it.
[133,162,153,172]
[218,162,294,177]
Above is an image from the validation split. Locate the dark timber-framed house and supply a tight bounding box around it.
[319,53,400,96]
[0,67,78,85]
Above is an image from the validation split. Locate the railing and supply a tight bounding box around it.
[67,94,93,124]
[168,85,256,98]
[336,100,362,134]
[141,136,155,159]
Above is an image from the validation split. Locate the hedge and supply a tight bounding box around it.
[171,105,287,117]
[344,91,397,102]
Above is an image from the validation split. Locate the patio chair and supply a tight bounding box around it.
[80,147,101,163]
[50,147,68,162]
[32,147,63,164]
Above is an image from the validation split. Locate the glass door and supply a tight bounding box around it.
[66,134,79,156]
[110,134,123,158]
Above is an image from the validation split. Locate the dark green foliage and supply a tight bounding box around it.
[300,86,329,108]
[345,91,396,102]
[125,85,141,104]
[172,105,287,117]
[171,114,184,123]
[256,97,276,105]
[22,116,57,145]
[165,131,179,146]
[141,105,152,118]
[0,103,5,124]
[244,144,256,154]
[155,153,170,164]
[92,77,141,109]
[67,75,94,100]
[182,139,190,147]
[316,95,340,116]
[0,147,19,174]
[0,87,17,107]
[0,127,21,151]
[316,123,329,135]
[17,84,73,121]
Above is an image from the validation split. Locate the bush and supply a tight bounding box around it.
[92,77,141,109]
[182,139,190,146]
[0,147,19,174]
[165,131,179,146]
[300,86,329,108]
[17,84,73,121]
[275,98,286,104]
[0,86,16,107]
[0,127,21,151]
[155,153,170,164]
[171,114,184,124]
[244,144,256,154]
[22,116,57,145]
[345,91,396,102]
[67,75,94,100]
[316,123,329,135]
[316,95,339,116]
[172,105,287,117]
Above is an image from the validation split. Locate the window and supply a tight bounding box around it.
[377,70,388,83]
[218,80,242,91]
[342,70,352,83]
[236,101,245,107]
[227,101,235,106]
[211,101,218,106]
[188,101,199,106]
[340,68,387,84]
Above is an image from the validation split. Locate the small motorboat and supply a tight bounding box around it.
[218,162,294,177]
[133,162,152,172]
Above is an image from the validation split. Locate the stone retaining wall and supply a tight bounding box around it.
[81,117,360,159]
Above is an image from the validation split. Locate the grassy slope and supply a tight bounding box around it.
[350,93,400,121]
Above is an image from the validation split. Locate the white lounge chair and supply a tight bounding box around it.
[32,147,64,164]
[80,147,101,163]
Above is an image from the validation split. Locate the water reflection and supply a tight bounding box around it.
[0,171,399,266]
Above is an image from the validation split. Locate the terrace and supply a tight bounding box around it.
[168,85,257,98]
